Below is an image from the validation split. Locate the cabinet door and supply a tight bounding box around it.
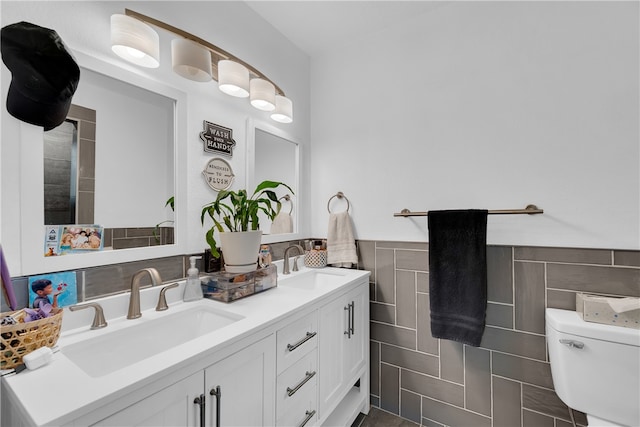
[318,292,349,417]
[344,284,368,381]
[92,372,202,427]
[318,281,370,420]
[205,334,276,427]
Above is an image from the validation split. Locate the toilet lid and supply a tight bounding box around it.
[546,308,640,347]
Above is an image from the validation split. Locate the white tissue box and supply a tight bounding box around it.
[576,293,640,329]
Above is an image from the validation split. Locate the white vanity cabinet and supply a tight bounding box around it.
[318,282,369,425]
[92,335,275,427]
[1,268,370,427]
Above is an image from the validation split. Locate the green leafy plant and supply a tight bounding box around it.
[201,181,293,258]
[153,196,175,242]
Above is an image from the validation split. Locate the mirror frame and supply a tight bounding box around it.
[245,118,301,244]
[15,50,187,276]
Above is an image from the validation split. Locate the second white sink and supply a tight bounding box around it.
[62,305,243,377]
[278,269,350,291]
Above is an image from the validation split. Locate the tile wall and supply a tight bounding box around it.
[357,241,640,427]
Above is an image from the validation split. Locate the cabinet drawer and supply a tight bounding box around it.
[277,349,317,420]
[277,311,318,373]
[277,404,317,427]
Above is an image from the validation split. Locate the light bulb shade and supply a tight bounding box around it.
[171,39,212,82]
[111,14,159,68]
[250,78,276,111]
[271,95,293,123]
[218,60,250,97]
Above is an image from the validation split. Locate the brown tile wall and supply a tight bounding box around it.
[359,240,640,427]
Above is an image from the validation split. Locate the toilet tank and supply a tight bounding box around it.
[546,308,640,427]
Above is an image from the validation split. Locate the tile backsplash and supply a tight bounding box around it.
[359,241,639,427]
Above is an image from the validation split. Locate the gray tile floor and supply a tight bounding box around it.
[351,407,419,427]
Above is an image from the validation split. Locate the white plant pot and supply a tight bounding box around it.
[219,230,262,273]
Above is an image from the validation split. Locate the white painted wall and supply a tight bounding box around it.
[309,1,639,250]
[1,1,310,275]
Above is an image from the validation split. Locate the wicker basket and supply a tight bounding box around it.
[0,308,63,370]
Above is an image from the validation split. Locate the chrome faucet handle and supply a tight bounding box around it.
[293,256,300,272]
[156,282,179,311]
[69,302,108,330]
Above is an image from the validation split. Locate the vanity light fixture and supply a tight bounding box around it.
[110,14,160,68]
[110,9,293,123]
[271,95,293,123]
[171,38,212,82]
[218,60,250,98]
[250,78,276,111]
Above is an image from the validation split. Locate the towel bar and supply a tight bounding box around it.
[394,204,543,217]
[327,191,350,213]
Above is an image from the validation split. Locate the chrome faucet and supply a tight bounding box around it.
[127,268,162,319]
[283,244,304,275]
[69,302,108,329]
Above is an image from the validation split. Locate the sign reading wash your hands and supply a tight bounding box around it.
[200,121,236,157]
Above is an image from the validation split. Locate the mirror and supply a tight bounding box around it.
[12,50,187,276]
[43,66,175,250]
[246,120,300,241]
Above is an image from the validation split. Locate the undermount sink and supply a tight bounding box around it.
[62,305,243,377]
[278,269,350,291]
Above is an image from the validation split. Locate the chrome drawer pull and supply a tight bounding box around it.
[298,410,316,427]
[559,339,584,349]
[287,331,317,352]
[287,371,317,397]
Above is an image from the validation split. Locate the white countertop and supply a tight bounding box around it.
[2,264,370,426]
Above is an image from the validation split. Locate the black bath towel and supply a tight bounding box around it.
[428,210,488,347]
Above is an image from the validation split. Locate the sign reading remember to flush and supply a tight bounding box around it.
[200,121,236,157]
[202,157,235,192]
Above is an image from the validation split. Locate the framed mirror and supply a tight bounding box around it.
[246,119,300,243]
[11,50,187,276]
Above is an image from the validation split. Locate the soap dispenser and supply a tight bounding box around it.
[184,256,203,302]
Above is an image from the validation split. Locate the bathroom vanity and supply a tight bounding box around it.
[1,265,370,427]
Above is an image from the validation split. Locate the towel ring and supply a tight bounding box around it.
[278,194,293,215]
[327,191,350,213]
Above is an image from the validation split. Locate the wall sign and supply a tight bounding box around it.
[202,157,234,191]
[200,121,236,157]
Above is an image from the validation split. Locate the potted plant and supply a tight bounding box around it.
[201,180,293,272]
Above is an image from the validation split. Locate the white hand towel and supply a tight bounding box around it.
[327,211,358,268]
[270,211,293,234]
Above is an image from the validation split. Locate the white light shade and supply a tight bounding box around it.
[171,39,212,82]
[111,14,159,68]
[250,78,276,111]
[271,95,293,123]
[218,60,250,97]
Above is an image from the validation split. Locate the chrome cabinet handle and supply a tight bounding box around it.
[344,302,355,338]
[287,331,317,352]
[287,371,317,397]
[349,301,355,336]
[344,305,351,338]
[298,410,316,427]
[210,385,221,427]
[559,339,584,349]
[193,394,206,427]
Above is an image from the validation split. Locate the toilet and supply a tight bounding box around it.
[546,308,640,427]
